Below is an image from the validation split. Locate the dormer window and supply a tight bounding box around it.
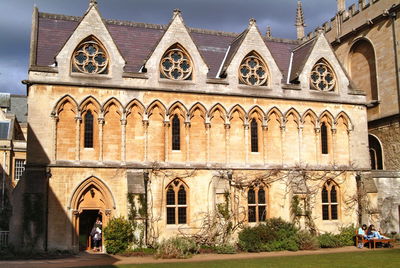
[239,51,268,86]
[72,36,109,74]
[160,44,192,80]
[310,59,335,91]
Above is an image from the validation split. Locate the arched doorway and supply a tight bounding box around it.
[69,177,115,252]
[368,134,383,170]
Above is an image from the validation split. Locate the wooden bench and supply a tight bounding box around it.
[355,231,370,248]
[369,238,395,249]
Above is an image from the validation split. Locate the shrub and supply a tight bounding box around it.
[103,217,134,254]
[238,217,299,252]
[337,224,357,246]
[214,244,237,254]
[317,233,341,248]
[296,230,319,250]
[156,237,198,259]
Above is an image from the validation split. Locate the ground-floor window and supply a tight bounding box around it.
[322,180,338,220]
[248,185,267,222]
[166,179,188,224]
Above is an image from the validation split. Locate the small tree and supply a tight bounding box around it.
[103,216,133,254]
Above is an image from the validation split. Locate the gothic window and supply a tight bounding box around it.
[310,59,336,91]
[322,180,338,220]
[368,134,383,170]
[160,44,192,80]
[172,115,180,150]
[72,36,109,74]
[250,119,259,152]
[84,111,94,148]
[14,159,25,181]
[248,185,267,222]
[239,51,268,86]
[321,122,328,154]
[166,179,188,224]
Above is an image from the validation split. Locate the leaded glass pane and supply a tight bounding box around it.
[251,119,259,152]
[258,188,265,204]
[178,207,187,224]
[172,115,180,150]
[239,52,268,86]
[84,111,93,148]
[331,205,338,220]
[178,186,186,205]
[322,187,328,203]
[166,188,175,205]
[310,59,336,91]
[72,38,109,74]
[321,123,328,154]
[258,205,266,222]
[248,206,256,222]
[322,205,329,220]
[330,186,337,203]
[167,207,175,224]
[248,188,255,204]
[160,45,192,80]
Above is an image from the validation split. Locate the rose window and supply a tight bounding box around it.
[72,38,109,74]
[239,53,268,86]
[160,45,192,80]
[310,60,336,91]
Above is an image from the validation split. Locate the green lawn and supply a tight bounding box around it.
[83,249,400,268]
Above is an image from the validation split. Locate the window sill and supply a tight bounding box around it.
[158,78,195,86]
[70,72,112,80]
[165,224,190,229]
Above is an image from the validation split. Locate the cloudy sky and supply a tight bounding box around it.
[0,0,358,95]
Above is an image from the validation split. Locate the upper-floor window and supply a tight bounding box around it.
[160,44,192,80]
[14,159,25,181]
[166,179,188,224]
[72,36,109,74]
[250,119,259,152]
[310,59,336,92]
[322,180,338,220]
[239,51,268,86]
[84,111,94,148]
[248,185,267,222]
[321,122,328,154]
[172,115,180,150]
[0,122,10,139]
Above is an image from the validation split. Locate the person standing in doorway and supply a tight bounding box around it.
[92,216,102,252]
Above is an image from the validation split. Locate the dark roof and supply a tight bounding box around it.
[10,95,27,123]
[289,39,316,82]
[34,11,305,81]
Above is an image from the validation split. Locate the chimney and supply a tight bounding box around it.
[337,0,346,13]
[266,26,271,38]
[295,1,306,40]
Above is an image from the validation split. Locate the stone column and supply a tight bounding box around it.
[205,123,211,163]
[347,129,352,166]
[75,113,82,162]
[298,123,303,163]
[331,127,337,164]
[262,124,268,165]
[315,127,321,165]
[121,118,127,163]
[225,123,231,164]
[143,120,149,161]
[280,118,286,166]
[185,121,190,162]
[51,114,58,163]
[244,123,249,165]
[98,117,104,162]
[164,121,170,162]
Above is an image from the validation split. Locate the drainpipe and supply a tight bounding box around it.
[390,10,400,120]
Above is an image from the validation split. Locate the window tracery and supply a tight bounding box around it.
[166,179,188,224]
[248,185,267,222]
[239,52,268,86]
[160,45,192,80]
[310,59,336,91]
[72,37,109,74]
[322,180,338,220]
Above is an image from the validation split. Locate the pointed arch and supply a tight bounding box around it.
[71,35,109,74]
[79,96,101,114]
[318,110,334,126]
[266,106,283,125]
[53,95,78,115]
[284,108,301,126]
[208,103,228,121]
[165,178,189,224]
[189,102,207,120]
[102,97,124,116]
[146,99,167,117]
[126,99,145,162]
[301,109,318,126]
[248,105,265,121]
[335,111,352,131]
[68,176,116,210]
[168,101,188,117]
[368,134,384,170]
[125,99,145,118]
[160,43,193,81]
[228,104,247,122]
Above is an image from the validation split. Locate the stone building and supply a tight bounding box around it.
[17,1,373,251]
[0,93,26,237]
[309,0,400,234]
